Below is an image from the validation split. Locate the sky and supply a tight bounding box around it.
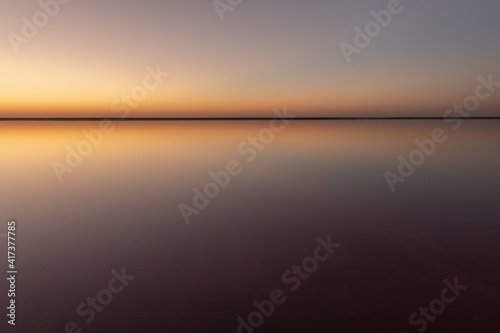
[1,0,499,117]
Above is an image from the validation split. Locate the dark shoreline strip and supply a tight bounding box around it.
[1,117,500,122]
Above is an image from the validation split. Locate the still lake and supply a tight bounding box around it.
[1,120,499,332]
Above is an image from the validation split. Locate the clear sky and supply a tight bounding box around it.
[1,0,499,117]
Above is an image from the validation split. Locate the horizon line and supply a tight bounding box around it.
[1,116,500,121]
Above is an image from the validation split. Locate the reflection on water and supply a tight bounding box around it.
[0,120,499,332]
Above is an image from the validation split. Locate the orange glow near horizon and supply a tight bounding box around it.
[2,57,499,117]
[1,1,499,117]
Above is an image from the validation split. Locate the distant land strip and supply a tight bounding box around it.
[1,117,500,121]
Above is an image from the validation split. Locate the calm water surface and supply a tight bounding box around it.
[0,120,499,332]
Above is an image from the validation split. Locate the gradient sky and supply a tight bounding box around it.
[1,0,499,117]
